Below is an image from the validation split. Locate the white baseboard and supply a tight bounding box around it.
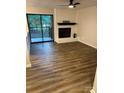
[58,38,78,43]
[90,89,96,93]
[26,64,31,68]
[78,39,97,49]
[55,38,78,44]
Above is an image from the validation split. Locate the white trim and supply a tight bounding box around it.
[90,89,96,93]
[78,39,97,49]
[26,64,31,68]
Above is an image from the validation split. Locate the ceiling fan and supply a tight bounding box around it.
[57,0,80,8]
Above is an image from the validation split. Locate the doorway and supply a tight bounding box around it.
[27,14,54,43]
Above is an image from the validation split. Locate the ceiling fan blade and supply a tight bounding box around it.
[56,0,80,8]
[74,2,80,5]
[74,5,76,8]
[70,0,73,5]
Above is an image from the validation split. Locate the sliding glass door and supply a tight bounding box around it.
[27,14,54,43]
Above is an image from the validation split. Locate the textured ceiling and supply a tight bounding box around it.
[26,0,97,9]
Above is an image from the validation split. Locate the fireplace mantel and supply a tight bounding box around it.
[57,23,76,25]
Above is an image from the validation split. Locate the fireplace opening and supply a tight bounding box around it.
[59,28,71,38]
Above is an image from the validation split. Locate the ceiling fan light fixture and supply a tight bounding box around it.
[68,5,74,8]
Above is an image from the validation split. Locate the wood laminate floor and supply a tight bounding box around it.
[27,42,97,93]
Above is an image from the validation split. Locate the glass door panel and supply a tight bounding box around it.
[42,15,53,42]
[27,14,53,43]
[27,15,43,43]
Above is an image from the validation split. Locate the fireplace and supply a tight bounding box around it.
[59,28,71,38]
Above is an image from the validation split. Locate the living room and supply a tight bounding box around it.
[26,0,97,93]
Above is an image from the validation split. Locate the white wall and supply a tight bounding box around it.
[26,47,31,68]
[54,8,78,43]
[26,22,31,68]
[77,6,97,48]
[93,72,97,93]
[26,7,54,14]
[90,72,97,93]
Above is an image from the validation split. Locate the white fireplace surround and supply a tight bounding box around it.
[53,8,78,43]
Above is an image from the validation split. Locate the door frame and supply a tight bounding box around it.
[26,13,54,44]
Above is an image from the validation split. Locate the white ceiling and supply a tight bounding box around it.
[26,0,97,9]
